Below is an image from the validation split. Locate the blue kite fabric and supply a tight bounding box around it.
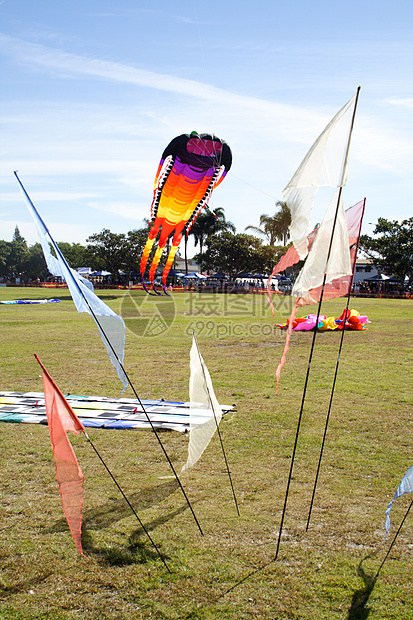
[1,299,61,305]
[385,464,413,535]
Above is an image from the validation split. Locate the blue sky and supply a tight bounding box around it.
[1,0,413,254]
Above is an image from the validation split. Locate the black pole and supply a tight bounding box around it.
[34,353,170,571]
[274,87,362,559]
[84,431,171,572]
[273,295,324,560]
[15,171,203,536]
[374,498,413,582]
[193,334,240,516]
[306,198,366,531]
[184,233,189,275]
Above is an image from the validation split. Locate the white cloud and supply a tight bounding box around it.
[2,33,413,241]
[386,98,413,110]
[2,33,412,180]
[86,200,148,221]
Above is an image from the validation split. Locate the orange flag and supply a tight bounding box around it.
[35,355,86,557]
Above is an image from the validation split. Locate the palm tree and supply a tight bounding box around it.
[274,201,291,245]
[245,201,291,246]
[188,206,235,271]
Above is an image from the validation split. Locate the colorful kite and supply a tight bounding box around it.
[275,308,370,331]
[139,132,232,294]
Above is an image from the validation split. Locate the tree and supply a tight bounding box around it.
[121,229,150,278]
[0,240,13,279]
[10,226,28,279]
[56,242,92,269]
[197,232,280,279]
[360,217,413,289]
[274,200,292,245]
[188,206,235,271]
[87,229,126,277]
[86,228,149,282]
[245,200,291,245]
[21,243,48,281]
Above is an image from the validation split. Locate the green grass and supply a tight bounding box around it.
[0,286,412,619]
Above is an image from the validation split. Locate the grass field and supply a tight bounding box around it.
[0,286,412,619]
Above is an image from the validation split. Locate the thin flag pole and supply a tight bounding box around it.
[273,301,322,560]
[274,87,361,560]
[17,172,203,537]
[193,333,240,516]
[84,431,171,572]
[306,198,366,531]
[34,354,170,571]
[374,498,413,582]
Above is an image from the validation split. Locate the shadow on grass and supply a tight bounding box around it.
[46,479,180,532]
[45,479,189,567]
[80,528,167,566]
[0,570,53,595]
[129,502,190,540]
[80,495,191,567]
[347,554,378,620]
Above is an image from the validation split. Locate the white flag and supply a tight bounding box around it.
[181,335,222,472]
[283,94,357,259]
[15,172,127,391]
[291,190,352,303]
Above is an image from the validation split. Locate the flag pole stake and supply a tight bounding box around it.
[15,171,203,537]
[275,86,361,558]
[83,431,171,573]
[193,333,240,516]
[374,499,413,582]
[306,197,366,531]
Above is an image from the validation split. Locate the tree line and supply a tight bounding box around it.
[360,217,413,289]
[1,202,292,284]
[1,207,411,289]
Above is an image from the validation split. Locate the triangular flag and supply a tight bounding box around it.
[181,335,223,473]
[35,355,86,557]
[15,172,127,391]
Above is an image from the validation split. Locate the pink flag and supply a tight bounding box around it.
[35,355,86,557]
[273,199,365,390]
[267,200,364,311]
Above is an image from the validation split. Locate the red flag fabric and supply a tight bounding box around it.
[296,199,365,305]
[35,355,86,557]
[272,199,365,391]
[267,200,365,311]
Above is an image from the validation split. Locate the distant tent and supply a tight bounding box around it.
[210,272,228,279]
[92,270,111,277]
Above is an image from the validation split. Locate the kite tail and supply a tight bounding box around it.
[148,244,166,282]
[275,298,299,393]
[162,243,180,285]
[140,236,157,278]
[266,266,283,316]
